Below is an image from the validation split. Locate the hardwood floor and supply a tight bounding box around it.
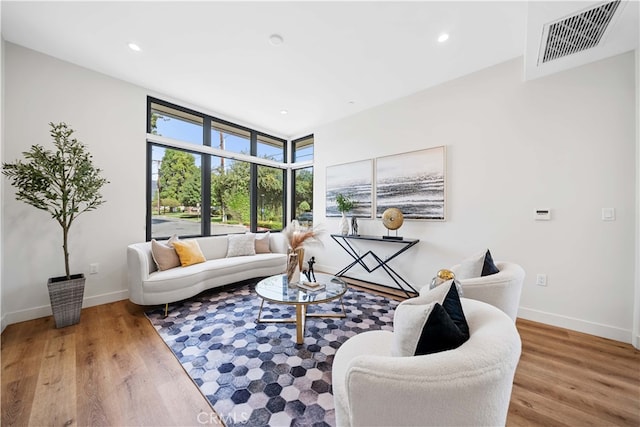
[2,298,639,426]
[2,302,213,426]
[508,319,640,426]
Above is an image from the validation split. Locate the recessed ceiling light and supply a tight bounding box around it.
[269,34,284,46]
[128,42,141,52]
[437,33,449,43]
[280,109,288,115]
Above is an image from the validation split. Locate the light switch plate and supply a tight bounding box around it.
[602,208,615,221]
[534,209,551,220]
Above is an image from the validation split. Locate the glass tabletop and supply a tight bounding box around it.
[255,273,347,305]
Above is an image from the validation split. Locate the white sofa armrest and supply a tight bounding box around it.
[127,242,155,305]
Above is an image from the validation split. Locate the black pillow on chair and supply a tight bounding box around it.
[391,282,470,357]
[457,249,500,279]
[481,249,500,276]
[414,284,470,355]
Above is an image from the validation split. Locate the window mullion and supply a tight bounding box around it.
[145,143,153,241]
[202,116,212,236]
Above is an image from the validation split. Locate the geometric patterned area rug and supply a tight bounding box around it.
[145,280,398,427]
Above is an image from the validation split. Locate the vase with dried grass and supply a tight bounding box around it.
[283,221,322,286]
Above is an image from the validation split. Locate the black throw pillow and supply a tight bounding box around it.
[414,284,470,355]
[481,249,500,276]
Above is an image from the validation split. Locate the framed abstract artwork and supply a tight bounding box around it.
[326,160,373,218]
[375,146,446,220]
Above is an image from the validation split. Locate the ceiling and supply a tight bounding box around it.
[1,1,638,139]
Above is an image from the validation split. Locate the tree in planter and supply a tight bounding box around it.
[3,122,108,327]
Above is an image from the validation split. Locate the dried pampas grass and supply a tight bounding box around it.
[284,221,323,251]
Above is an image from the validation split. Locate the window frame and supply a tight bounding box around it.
[290,135,315,223]
[146,97,288,240]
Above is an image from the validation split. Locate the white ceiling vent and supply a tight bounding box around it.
[539,1,621,64]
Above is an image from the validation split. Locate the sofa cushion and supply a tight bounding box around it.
[456,249,499,279]
[392,282,469,356]
[173,240,206,267]
[151,234,180,271]
[227,233,256,257]
[255,232,271,254]
[196,235,230,260]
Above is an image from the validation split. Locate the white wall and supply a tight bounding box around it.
[312,53,637,343]
[634,48,640,349]
[3,43,148,324]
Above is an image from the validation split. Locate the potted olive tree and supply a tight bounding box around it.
[2,122,108,328]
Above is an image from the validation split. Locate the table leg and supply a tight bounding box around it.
[295,304,306,344]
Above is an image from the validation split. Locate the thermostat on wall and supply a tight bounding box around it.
[534,209,551,221]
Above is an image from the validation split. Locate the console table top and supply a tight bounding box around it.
[330,234,419,243]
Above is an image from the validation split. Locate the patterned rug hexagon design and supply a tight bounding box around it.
[146,281,398,427]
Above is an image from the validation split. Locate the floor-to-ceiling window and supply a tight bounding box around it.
[292,135,314,226]
[147,97,286,240]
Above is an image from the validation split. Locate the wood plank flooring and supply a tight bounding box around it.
[2,297,639,426]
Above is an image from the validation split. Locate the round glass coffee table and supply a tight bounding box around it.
[255,273,348,344]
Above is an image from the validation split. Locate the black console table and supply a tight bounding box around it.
[330,234,420,297]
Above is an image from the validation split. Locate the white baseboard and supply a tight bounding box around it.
[518,306,632,344]
[84,289,129,308]
[318,263,633,344]
[2,289,129,327]
[4,276,631,345]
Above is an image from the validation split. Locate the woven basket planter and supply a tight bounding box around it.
[47,274,85,328]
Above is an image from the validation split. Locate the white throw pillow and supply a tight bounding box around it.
[391,298,437,356]
[455,250,486,279]
[226,233,256,257]
[151,234,180,271]
[418,279,456,304]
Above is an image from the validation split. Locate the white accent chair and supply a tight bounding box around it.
[332,298,521,427]
[448,261,525,321]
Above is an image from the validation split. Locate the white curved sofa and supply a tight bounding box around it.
[332,298,521,427]
[127,233,288,306]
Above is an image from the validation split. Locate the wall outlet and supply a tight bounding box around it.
[536,274,547,286]
[90,263,99,274]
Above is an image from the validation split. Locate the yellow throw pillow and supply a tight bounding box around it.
[172,240,206,267]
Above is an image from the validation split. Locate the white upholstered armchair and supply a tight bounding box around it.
[447,261,525,321]
[332,299,521,427]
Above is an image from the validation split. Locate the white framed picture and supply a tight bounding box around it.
[326,159,373,218]
[375,146,446,220]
